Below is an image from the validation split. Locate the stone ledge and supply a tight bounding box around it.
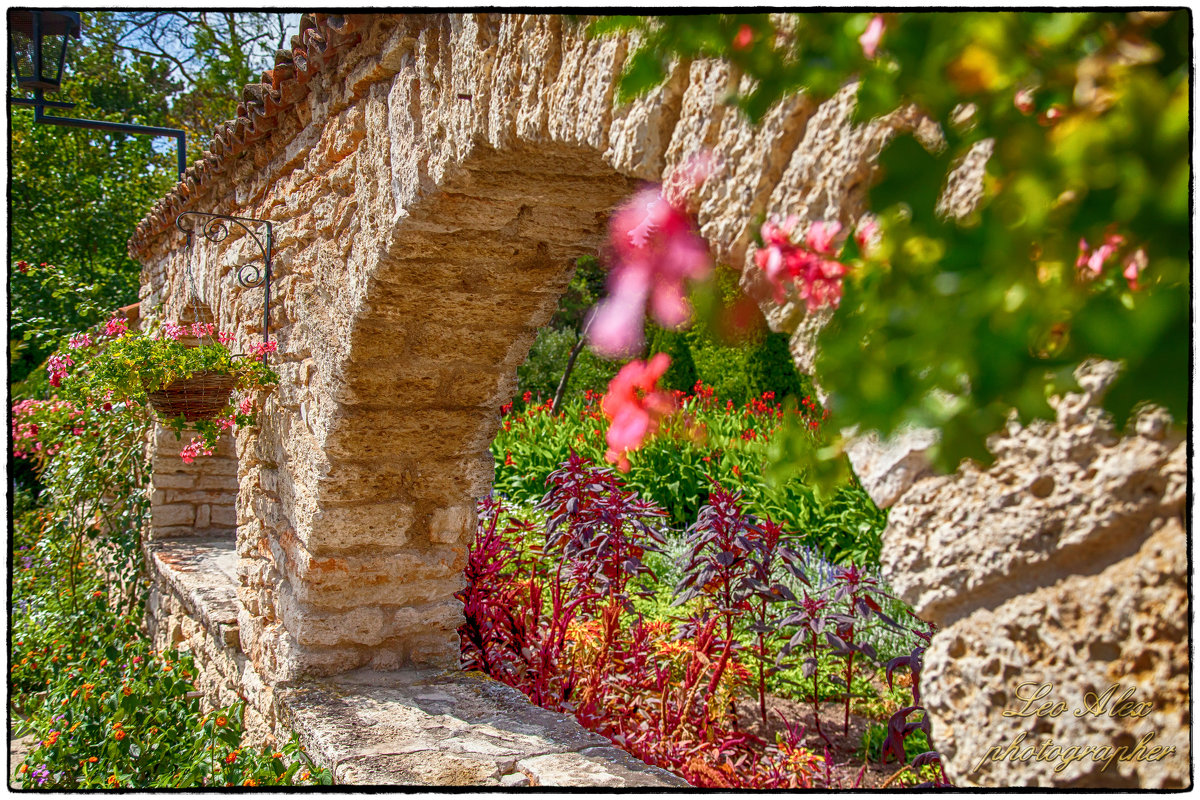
[277,668,688,787]
[146,536,241,649]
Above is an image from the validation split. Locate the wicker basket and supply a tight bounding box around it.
[145,371,237,422]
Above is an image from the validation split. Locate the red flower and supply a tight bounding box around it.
[601,353,676,472]
[732,24,753,50]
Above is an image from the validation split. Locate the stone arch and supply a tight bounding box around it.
[132,9,927,709]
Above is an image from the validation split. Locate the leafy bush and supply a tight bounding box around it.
[10,505,330,788]
[461,456,948,788]
[491,384,885,565]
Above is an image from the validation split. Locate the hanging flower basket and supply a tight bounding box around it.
[51,319,279,456]
[144,371,238,422]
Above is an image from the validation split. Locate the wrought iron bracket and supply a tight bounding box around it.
[175,211,273,362]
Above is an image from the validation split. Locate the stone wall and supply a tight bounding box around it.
[149,425,238,540]
[132,13,923,684]
[131,12,1188,788]
[881,365,1189,787]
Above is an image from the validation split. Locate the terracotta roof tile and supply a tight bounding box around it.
[128,13,369,258]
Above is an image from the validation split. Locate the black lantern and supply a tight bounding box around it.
[6,9,186,177]
[8,9,81,93]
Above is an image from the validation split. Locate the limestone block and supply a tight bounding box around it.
[926,516,1188,788]
[430,504,476,544]
[153,504,195,528]
[844,426,939,510]
[883,408,1183,627]
[518,747,686,787]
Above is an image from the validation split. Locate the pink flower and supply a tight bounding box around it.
[732,24,753,51]
[190,322,216,338]
[1076,233,1125,277]
[162,322,187,340]
[249,341,278,357]
[805,220,842,255]
[1014,87,1036,115]
[854,216,881,254]
[217,331,237,346]
[1123,248,1148,291]
[859,15,885,60]
[68,333,92,350]
[104,316,128,338]
[47,353,73,387]
[753,216,851,311]
[238,397,253,415]
[180,438,214,464]
[216,414,236,432]
[601,353,676,472]
[589,164,713,358]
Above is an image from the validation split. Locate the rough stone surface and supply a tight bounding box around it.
[844,426,939,510]
[882,361,1189,788]
[134,13,943,680]
[278,669,686,786]
[131,13,1187,790]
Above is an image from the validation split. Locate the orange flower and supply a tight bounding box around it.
[225,750,238,765]
[271,752,283,760]
[107,776,119,787]
[122,686,131,696]
[215,716,227,727]
[99,659,108,668]
[88,757,98,763]
[243,779,258,787]
[114,730,126,741]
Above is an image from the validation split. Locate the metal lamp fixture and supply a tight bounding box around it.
[7,8,187,177]
[8,9,80,91]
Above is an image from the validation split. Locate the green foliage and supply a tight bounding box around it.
[593,11,1189,478]
[515,327,622,406]
[11,505,329,788]
[687,328,810,407]
[9,12,287,386]
[492,390,886,565]
[859,721,930,763]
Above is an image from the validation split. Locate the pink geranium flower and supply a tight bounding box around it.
[68,333,92,350]
[104,316,128,338]
[47,353,73,387]
[859,15,885,60]
[601,353,676,472]
[180,438,214,464]
[249,341,278,357]
[1122,248,1148,291]
[588,160,713,359]
[753,217,851,311]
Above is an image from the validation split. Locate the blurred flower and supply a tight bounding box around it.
[589,158,713,358]
[859,15,885,59]
[68,333,92,350]
[1014,87,1036,115]
[601,353,676,472]
[1123,248,1148,291]
[754,217,850,311]
[1076,233,1125,278]
[250,340,278,357]
[733,24,753,50]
